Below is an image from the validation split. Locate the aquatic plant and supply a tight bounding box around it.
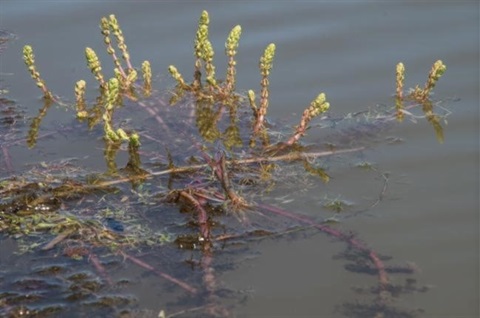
[22,45,53,100]
[394,60,447,142]
[3,10,451,317]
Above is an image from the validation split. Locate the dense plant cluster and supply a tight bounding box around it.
[0,10,449,317]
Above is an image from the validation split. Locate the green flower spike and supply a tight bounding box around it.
[260,43,276,77]
[168,65,188,89]
[129,132,141,147]
[114,68,123,85]
[103,78,121,142]
[203,39,216,87]
[259,43,276,108]
[248,90,257,114]
[126,69,138,87]
[116,128,129,141]
[423,60,446,97]
[109,14,133,72]
[142,60,152,91]
[308,93,330,117]
[253,43,276,133]
[100,16,112,47]
[225,25,242,58]
[411,60,447,102]
[75,80,88,118]
[22,45,53,99]
[225,25,242,92]
[85,47,106,88]
[105,77,119,109]
[193,11,210,88]
[286,93,330,146]
[100,16,127,80]
[396,62,405,99]
[395,62,405,121]
[194,11,210,60]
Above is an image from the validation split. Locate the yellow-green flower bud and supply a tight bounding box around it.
[195,25,209,59]
[129,132,141,147]
[109,14,119,32]
[204,40,214,63]
[168,65,186,87]
[106,128,119,142]
[430,60,446,83]
[23,45,53,99]
[114,68,122,82]
[142,60,152,86]
[77,111,88,119]
[116,128,129,141]
[85,47,105,86]
[23,45,35,68]
[225,25,242,57]
[248,90,256,102]
[396,62,405,80]
[126,69,138,84]
[199,10,209,27]
[419,60,447,100]
[194,11,210,60]
[260,43,276,76]
[106,77,119,107]
[248,90,257,111]
[396,62,405,98]
[75,80,86,97]
[100,16,110,36]
[310,93,329,117]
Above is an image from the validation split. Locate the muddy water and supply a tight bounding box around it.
[1,1,478,317]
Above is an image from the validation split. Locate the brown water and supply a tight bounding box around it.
[1,1,478,317]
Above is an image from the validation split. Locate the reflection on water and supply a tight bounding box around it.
[0,1,478,317]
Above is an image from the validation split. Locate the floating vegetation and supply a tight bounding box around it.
[0,11,451,317]
[322,195,353,213]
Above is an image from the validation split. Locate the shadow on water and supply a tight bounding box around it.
[0,2,478,318]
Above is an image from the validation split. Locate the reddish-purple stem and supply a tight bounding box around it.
[121,251,198,294]
[180,191,210,240]
[137,100,170,133]
[89,252,113,286]
[257,203,389,289]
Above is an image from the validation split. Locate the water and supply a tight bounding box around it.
[1,1,478,317]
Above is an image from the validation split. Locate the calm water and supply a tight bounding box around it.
[1,1,478,317]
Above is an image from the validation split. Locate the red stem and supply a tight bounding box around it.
[121,251,198,294]
[89,251,113,286]
[257,203,389,289]
[180,190,210,240]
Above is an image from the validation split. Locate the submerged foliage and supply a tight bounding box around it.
[0,10,450,317]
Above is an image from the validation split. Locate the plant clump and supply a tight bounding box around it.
[6,10,451,318]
